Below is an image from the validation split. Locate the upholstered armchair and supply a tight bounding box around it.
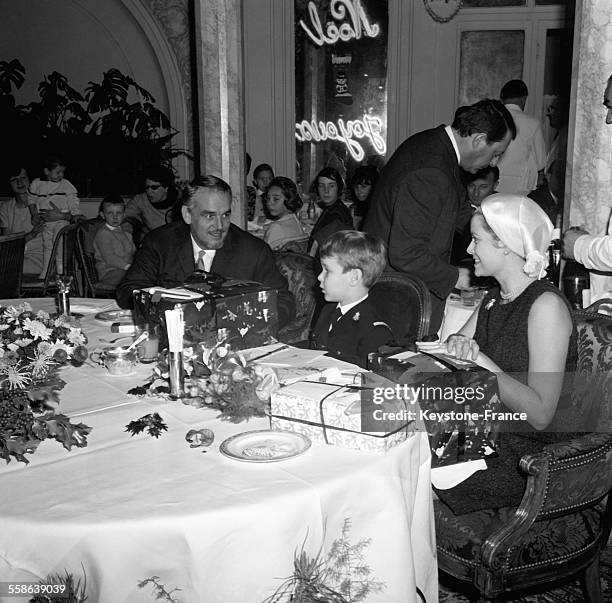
[273,251,318,344]
[275,236,309,254]
[435,301,612,601]
[368,272,432,342]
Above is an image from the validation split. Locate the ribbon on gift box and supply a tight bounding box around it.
[272,379,413,445]
[368,349,502,466]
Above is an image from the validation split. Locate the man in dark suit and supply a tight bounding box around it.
[363,99,516,334]
[116,175,295,327]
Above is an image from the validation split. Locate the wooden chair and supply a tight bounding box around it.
[272,251,318,343]
[0,234,26,298]
[75,224,117,299]
[368,272,432,342]
[434,300,612,602]
[21,223,81,297]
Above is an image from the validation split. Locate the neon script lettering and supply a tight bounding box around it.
[299,0,380,47]
[295,115,386,162]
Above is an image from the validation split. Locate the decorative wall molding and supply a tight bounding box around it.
[143,0,194,176]
[121,0,192,177]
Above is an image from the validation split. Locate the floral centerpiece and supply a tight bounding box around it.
[130,343,279,423]
[0,303,92,464]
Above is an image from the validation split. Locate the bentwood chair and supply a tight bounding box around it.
[368,272,432,343]
[75,224,117,298]
[21,223,81,297]
[272,251,318,344]
[0,233,26,298]
[434,301,612,602]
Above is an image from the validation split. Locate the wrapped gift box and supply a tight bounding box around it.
[133,278,278,352]
[270,378,413,453]
[369,349,501,466]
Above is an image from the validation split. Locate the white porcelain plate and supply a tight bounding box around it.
[95,309,134,323]
[219,430,311,463]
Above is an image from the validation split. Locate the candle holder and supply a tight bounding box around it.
[56,274,74,316]
[168,351,185,399]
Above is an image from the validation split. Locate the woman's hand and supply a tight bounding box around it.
[40,201,70,223]
[40,208,69,222]
[446,333,479,361]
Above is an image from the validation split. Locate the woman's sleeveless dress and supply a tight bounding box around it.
[435,279,577,515]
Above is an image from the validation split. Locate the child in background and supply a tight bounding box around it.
[263,176,306,250]
[247,163,275,223]
[311,230,392,368]
[93,194,136,289]
[347,165,379,228]
[307,167,353,257]
[28,155,81,277]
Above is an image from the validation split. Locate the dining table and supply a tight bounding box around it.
[0,298,438,603]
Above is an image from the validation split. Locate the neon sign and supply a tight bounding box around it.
[295,115,386,162]
[299,0,380,48]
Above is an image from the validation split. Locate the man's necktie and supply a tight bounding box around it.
[328,306,343,332]
[197,250,211,272]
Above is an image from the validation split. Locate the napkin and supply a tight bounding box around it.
[70,300,118,314]
[430,459,487,489]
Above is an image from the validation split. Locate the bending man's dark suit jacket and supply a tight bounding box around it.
[363,126,472,334]
[116,222,295,328]
[311,297,393,369]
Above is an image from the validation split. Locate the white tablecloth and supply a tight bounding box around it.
[0,299,438,603]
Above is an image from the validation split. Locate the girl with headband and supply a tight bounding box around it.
[438,193,576,514]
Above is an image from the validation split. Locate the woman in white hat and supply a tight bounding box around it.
[438,194,576,513]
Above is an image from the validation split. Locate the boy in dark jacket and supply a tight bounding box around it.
[312,230,392,368]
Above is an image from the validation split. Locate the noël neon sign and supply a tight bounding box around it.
[299,0,380,47]
[295,115,386,162]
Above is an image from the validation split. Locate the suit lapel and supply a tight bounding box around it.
[436,125,466,207]
[177,229,195,276]
[210,226,235,275]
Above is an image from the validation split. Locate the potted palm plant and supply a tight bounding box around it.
[0,59,190,195]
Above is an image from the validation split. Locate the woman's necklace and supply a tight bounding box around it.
[500,278,534,303]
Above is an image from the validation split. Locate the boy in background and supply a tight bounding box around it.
[311,230,392,368]
[93,194,136,289]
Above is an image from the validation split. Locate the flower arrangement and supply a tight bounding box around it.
[0,303,91,464]
[130,343,279,423]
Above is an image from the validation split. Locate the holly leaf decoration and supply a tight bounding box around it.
[43,414,92,450]
[0,434,41,464]
[127,383,151,396]
[125,413,168,438]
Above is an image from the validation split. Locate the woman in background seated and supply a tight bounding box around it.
[347,165,379,228]
[124,165,180,243]
[307,167,353,257]
[262,176,306,250]
[439,194,576,514]
[0,166,44,275]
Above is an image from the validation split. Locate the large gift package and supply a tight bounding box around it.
[132,276,279,352]
[369,348,502,466]
[270,375,414,453]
